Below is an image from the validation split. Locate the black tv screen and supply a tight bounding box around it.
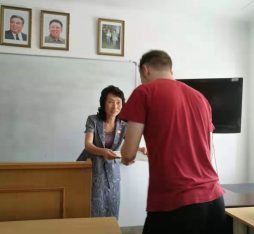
[177,78,243,133]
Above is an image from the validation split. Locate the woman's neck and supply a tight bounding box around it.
[104,117,116,133]
[105,115,116,124]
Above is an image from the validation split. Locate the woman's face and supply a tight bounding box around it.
[104,93,123,118]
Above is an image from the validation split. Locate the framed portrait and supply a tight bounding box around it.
[97,18,125,56]
[0,5,32,47]
[40,10,70,50]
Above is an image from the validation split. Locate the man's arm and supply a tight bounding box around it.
[121,121,144,165]
[210,132,213,161]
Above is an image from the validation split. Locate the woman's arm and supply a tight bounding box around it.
[84,132,118,160]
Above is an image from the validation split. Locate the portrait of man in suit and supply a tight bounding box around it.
[44,19,65,44]
[5,15,27,41]
[40,10,69,50]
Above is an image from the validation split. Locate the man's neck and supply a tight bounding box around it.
[150,71,174,81]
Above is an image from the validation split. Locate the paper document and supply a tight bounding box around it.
[135,151,148,161]
[114,151,122,158]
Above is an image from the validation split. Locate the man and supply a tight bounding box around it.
[5,15,27,41]
[45,19,65,44]
[119,50,225,234]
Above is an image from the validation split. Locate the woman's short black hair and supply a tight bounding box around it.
[97,85,125,121]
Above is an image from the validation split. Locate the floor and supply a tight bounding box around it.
[121,226,143,234]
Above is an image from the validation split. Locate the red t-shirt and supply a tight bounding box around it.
[119,78,224,212]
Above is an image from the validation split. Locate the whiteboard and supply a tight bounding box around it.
[0,53,136,162]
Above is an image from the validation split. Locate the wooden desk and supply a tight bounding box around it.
[222,183,254,234]
[0,161,92,221]
[226,207,254,234]
[0,217,121,234]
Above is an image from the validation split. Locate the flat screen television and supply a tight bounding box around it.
[177,78,243,133]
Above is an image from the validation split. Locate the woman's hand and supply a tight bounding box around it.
[138,147,148,155]
[102,148,119,160]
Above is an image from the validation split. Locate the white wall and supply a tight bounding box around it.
[248,21,254,181]
[0,0,250,226]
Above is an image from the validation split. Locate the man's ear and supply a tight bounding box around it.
[141,64,149,76]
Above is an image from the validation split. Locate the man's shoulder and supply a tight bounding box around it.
[5,30,12,35]
[44,35,51,42]
[59,37,65,43]
[178,81,210,106]
[22,33,27,39]
[181,81,204,97]
[5,30,14,39]
[134,80,161,94]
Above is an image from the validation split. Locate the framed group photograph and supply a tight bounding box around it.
[97,18,125,56]
[0,5,32,47]
[40,10,70,50]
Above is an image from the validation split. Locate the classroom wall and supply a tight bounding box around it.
[0,0,251,227]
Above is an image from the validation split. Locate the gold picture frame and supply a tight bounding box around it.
[0,5,32,47]
[40,10,70,50]
[97,18,125,56]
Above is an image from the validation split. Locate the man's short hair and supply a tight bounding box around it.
[49,19,63,28]
[139,50,172,71]
[10,15,24,25]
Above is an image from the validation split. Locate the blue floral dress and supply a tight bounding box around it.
[80,114,126,219]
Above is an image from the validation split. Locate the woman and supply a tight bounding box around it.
[81,85,126,219]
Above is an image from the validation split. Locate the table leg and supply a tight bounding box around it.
[233,219,247,234]
[248,228,254,234]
